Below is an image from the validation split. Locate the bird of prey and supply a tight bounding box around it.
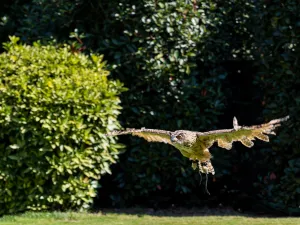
[108,116,289,176]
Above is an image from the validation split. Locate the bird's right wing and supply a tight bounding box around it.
[107,128,172,144]
[196,116,289,150]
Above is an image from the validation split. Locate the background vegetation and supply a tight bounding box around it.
[0,0,298,216]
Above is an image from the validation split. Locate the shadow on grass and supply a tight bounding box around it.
[96,207,290,218]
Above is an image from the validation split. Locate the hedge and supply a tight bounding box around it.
[0,36,125,214]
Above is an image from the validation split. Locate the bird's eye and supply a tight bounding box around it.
[176,134,183,140]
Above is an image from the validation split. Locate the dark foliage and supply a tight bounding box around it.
[250,0,300,215]
[0,0,298,215]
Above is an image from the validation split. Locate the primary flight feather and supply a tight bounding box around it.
[108,116,289,175]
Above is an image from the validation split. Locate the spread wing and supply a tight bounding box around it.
[196,116,289,150]
[107,128,172,144]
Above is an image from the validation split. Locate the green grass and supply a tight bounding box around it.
[0,209,299,225]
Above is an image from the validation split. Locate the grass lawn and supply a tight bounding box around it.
[0,208,299,225]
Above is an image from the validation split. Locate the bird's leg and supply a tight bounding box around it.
[198,160,211,195]
[199,170,203,185]
[197,160,203,185]
[192,160,212,194]
[200,161,208,173]
[191,160,203,185]
[205,171,210,195]
[198,160,204,173]
[191,159,203,186]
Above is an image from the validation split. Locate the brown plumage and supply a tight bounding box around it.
[107,116,289,175]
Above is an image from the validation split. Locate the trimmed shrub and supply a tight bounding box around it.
[0,36,125,214]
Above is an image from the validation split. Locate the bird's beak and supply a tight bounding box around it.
[170,136,177,142]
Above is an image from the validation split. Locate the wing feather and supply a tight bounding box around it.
[196,116,289,150]
[107,128,172,144]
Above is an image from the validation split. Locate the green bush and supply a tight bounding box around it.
[0,36,125,214]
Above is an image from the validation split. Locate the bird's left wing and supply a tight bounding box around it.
[196,116,289,150]
[107,128,172,144]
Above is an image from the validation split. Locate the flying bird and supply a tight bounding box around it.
[107,116,289,176]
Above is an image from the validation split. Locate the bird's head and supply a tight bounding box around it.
[170,130,197,147]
